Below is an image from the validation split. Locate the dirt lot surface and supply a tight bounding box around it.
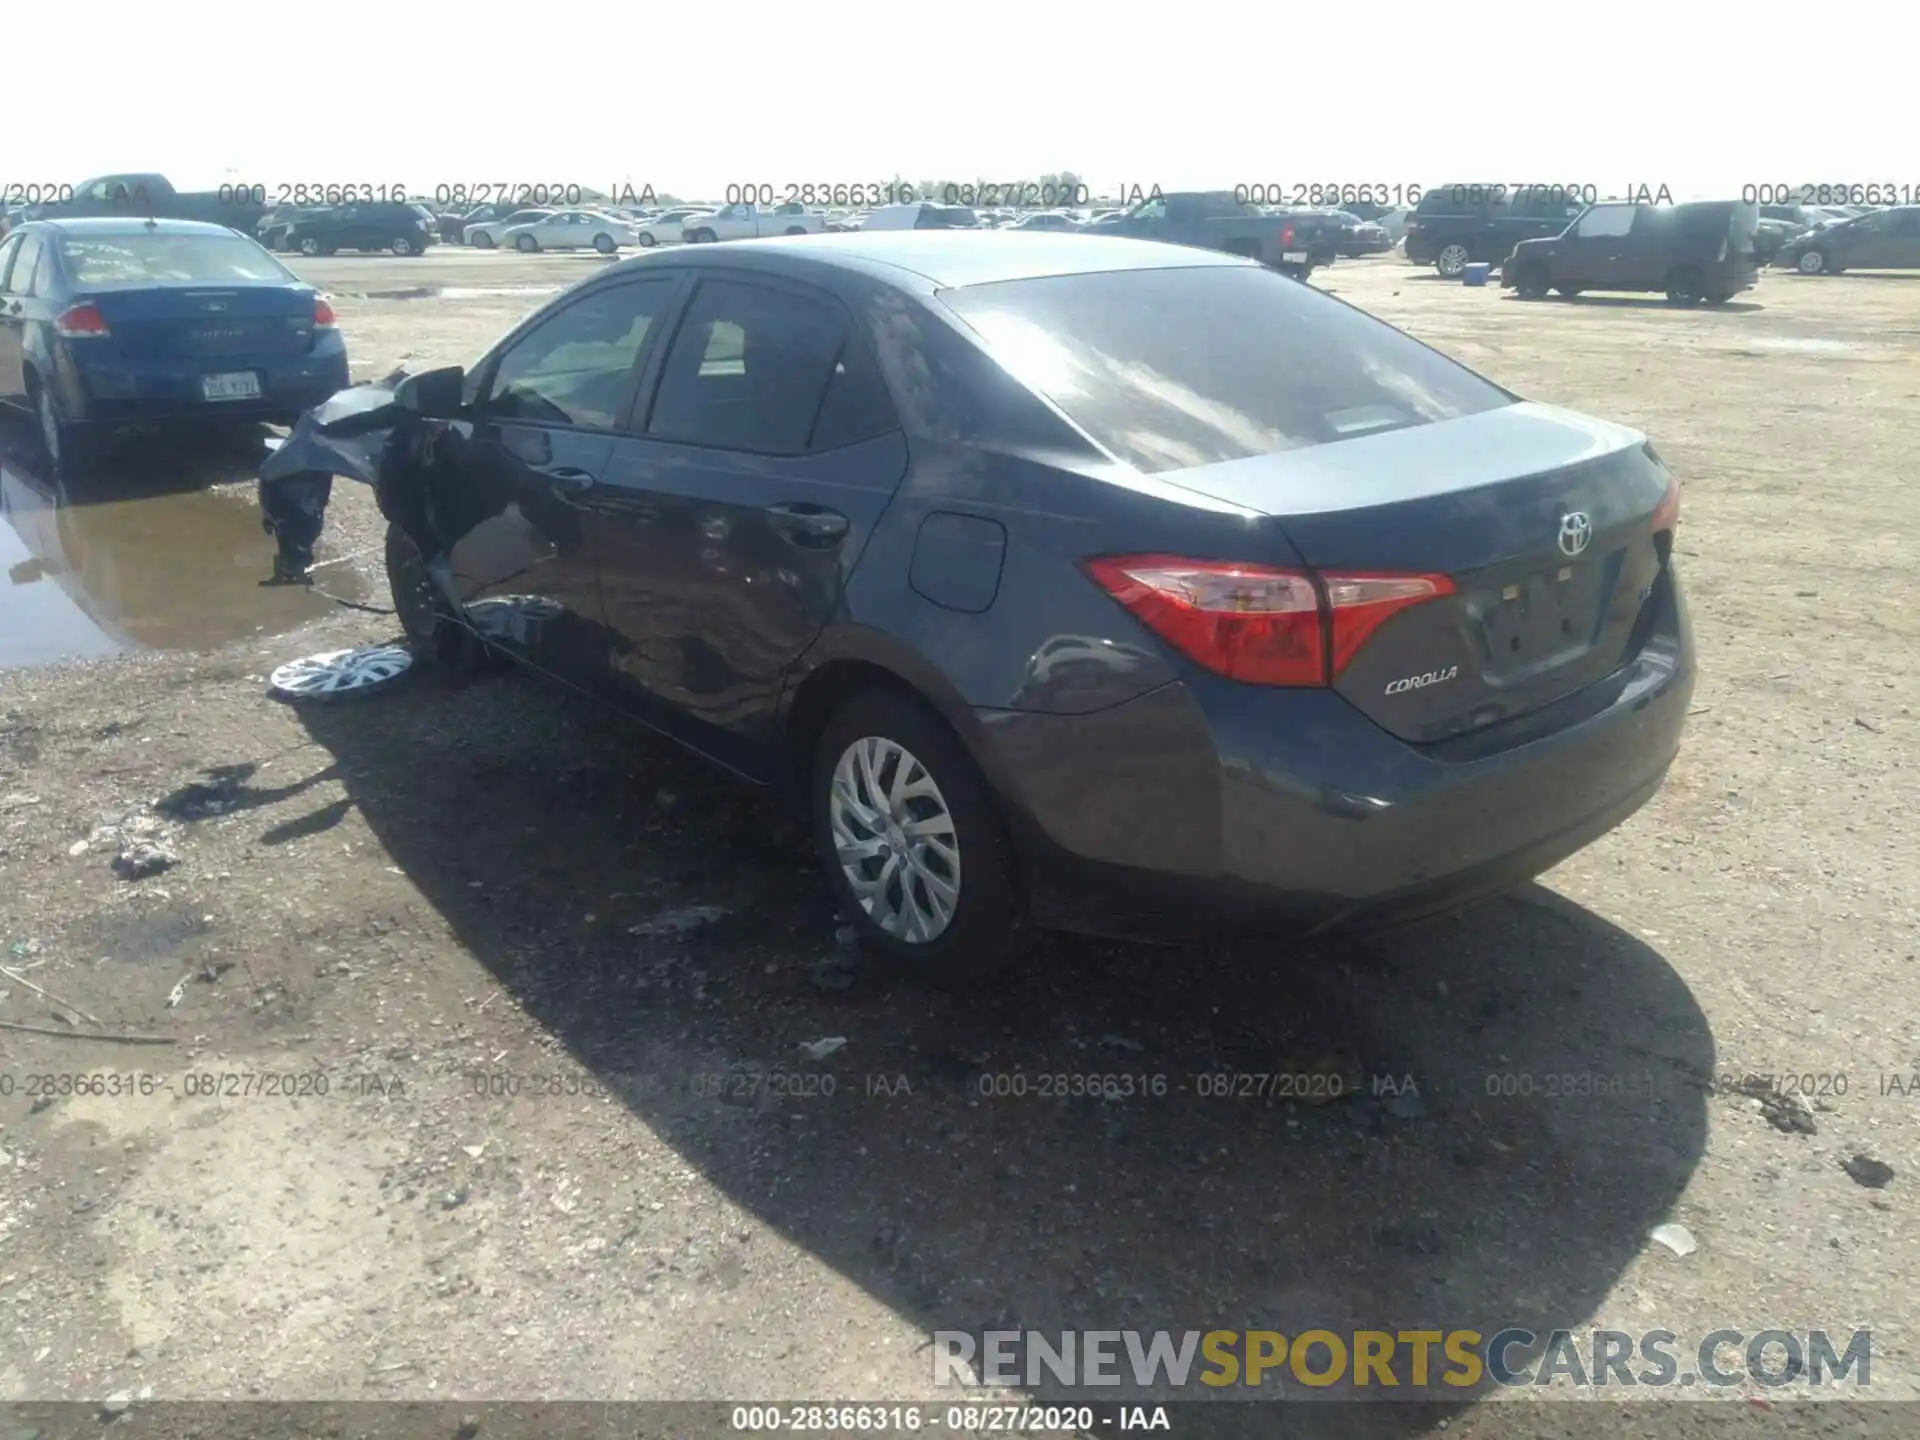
[1,247,1916,1438]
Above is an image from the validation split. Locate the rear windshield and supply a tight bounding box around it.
[59,233,292,287]
[939,265,1510,473]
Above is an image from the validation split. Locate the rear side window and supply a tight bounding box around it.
[809,341,899,450]
[938,265,1510,474]
[59,234,290,286]
[647,279,853,455]
[2,234,42,293]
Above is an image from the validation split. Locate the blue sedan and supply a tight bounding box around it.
[0,217,349,465]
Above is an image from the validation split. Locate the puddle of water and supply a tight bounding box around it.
[1745,336,1855,354]
[0,427,372,673]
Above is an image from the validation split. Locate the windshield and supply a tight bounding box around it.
[59,233,293,286]
[940,265,1510,473]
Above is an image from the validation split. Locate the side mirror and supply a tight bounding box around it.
[395,366,466,419]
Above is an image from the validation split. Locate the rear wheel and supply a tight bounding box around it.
[637,232,657,248]
[515,233,539,252]
[1435,243,1471,278]
[31,375,88,470]
[593,232,617,254]
[1553,286,1582,298]
[1664,266,1706,305]
[298,236,322,257]
[1513,262,1551,299]
[471,232,496,249]
[1796,248,1832,275]
[784,226,808,236]
[391,234,418,256]
[688,227,717,244]
[811,689,1029,986]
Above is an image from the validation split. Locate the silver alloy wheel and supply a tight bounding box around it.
[830,735,961,943]
[1437,244,1470,277]
[1797,250,1826,274]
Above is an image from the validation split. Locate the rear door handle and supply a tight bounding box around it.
[542,465,596,493]
[766,502,849,545]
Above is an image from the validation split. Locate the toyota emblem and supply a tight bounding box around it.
[1558,511,1593,557]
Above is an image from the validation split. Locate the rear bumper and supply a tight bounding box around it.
[976,582,1694,941]
[58,339,350,427]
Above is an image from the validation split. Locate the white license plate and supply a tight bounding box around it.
[1283,251,1309,263]
[201,372,261,401]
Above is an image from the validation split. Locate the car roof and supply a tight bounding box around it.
[612,230,1249,290]
[25,216,247,238]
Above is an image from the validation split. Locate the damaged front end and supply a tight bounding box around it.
[256,367,462,607]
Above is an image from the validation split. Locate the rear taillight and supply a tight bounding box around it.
[1279,224,1296,248]
[1083,555,1453,687]
[54,303,110,338]
[313,297,338,328]
[1651,476,1680,533]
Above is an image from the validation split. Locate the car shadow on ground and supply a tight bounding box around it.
[1504,295,1766,314]
[295,664,1714,1435]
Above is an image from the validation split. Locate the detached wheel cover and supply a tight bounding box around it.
[829,735,961,943]
[270,645,414,700]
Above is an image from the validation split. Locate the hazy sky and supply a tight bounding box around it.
[6,2,1901,202]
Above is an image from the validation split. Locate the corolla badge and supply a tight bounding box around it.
[1385,665,1458,696]
[1558,510,1593,557]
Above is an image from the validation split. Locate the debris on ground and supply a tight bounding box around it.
[1650,1222,1698,1257]
[628,904,730,937]
[113,815,180,880]
[1843,1155,1895,1189]
[1730,1076,1819,1135]
[809,957,859,992]
[799,1036,848,1061]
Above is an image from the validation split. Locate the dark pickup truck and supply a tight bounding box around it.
[17,172,266,235]
[1104,191,1338,277]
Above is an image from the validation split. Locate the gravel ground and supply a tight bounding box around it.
[0,248,1915,1438]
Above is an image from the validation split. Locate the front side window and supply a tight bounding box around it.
[1575,205,1637,238]
[646,279,852,455]
[939,264,1510,474]
[5,234,46,294]
[483,278,677,430]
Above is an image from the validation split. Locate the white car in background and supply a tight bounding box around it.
[682,201,827,242]
[464,208,555,247]
[634,207,714,247]
[498,209,635,253]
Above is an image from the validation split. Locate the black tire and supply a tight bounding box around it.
[29,373,90,471]
[783,226,808,236]
[688,227,717,244]
[1664,266,1706,306]
[1553,286,1582,298]
[1435,242,1471,278]
[811,688,1030,986]
[1513,262,1551,300]
[297,236,322,257]
[392,235,418,256]
[1796,248,1834,276]
[384,521,499,670]
[515,233,539,253]
[471,232,496,249]
[637,232,657,248]
[593,232,617,254]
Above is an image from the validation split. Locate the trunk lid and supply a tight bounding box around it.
[86,285,319,361]
[1161,402,1674,743]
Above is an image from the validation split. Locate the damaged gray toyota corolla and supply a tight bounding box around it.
[258,233,1694,985]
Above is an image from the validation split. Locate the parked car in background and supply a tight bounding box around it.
[859,202,982,231]
[464,209,554,248]
[683,202,828,242]
[1103,191,1336,278]
[331,229,1689,980]
[284,202,436,257]
[0,219,348,467]
[1501,200,1760,304]
[16,172,267,236]
[257,204,329,252]
[1328,211,1392,256]
[498,209,636,254]
[439,203,511,244]
[1775,205,1920,274]
[1005,210,1082,231]
[1405,184,1591,277]
[634,208,714,247]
